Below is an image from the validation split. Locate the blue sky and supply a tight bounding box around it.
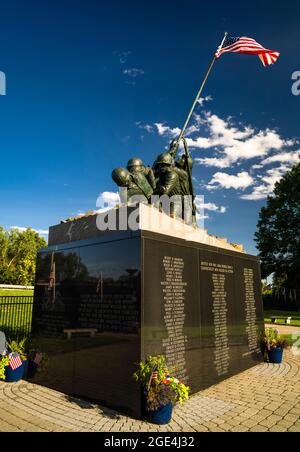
[0,0,299,255]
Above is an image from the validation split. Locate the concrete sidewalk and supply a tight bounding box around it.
[0,349,299,432]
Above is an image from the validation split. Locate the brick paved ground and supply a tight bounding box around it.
[0,348,299,432]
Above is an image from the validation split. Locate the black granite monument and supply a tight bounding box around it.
[32,209,264,419]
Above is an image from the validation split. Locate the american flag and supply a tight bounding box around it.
[48,263,56,290]
[151,371,158,381]
[33,352,43,366]
[215,35,280,67]
[9,353,23,371]
[147,368,159,391]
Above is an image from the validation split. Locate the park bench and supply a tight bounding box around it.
[270,316,292,325]
[63,328,97,340]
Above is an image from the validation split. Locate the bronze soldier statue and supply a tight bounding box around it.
[153,152,183,219]
[112,140,196,224]
[112,158,155,204]
[173,139,196,224]
[112,168,142,203]
[127,158,156,192]
[153,139,196,224]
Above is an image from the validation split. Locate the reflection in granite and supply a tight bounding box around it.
[32,236,141,417]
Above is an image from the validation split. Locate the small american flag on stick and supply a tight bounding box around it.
[9,353,23,371]
[147,367,159,391]
[215,35,280,67]
[34,352,43,366]
[151,371,158,381]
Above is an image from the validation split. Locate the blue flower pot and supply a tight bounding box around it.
[5,361,26,383]
[267,347,283,364]
[149,402,173,425]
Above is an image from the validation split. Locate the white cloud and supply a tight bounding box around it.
[96,191,120,212]
[240,166,289,201]
[123,68,145,77]
[193,112,293,168]
[198,95,213,106]
[260,151,300,166]
[136,122,154,133]
[208,171,254,190]
[10,226,49,236]
[148,110,295,169]
[118,51,131,65]
[196,214,210,221]
[194,196,226,225]
[154,123,181,138]
[195,197,227,213]
[135,104,299,206]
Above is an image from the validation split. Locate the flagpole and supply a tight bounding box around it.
[174,32,228,150]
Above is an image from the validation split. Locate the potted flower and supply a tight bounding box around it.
[262,328,288,364]
[133,355,190,425]
[5,338,28,382]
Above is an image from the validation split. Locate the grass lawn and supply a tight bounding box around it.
[0,290,34,297]
[0,292,33,336]
[264,310,300,327]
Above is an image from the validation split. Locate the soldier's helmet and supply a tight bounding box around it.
[176,154,187,169]
[127,158,144,172]
[112,167,131,186]
[155,152,173,166]
[169,140,177,152]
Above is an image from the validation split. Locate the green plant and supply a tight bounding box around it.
[133,355,167,387]
[0,356,10,380]
[6,337,27,361]
[133,355,190,412]
[262,328,289,351]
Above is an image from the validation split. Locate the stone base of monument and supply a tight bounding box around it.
[32,204,264,419]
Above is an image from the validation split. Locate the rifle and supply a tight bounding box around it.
[169,137,197,225]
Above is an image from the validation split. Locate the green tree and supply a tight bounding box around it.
[0,227,47,285]
[255,162,300,295]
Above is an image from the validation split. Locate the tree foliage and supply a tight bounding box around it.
[0,227,47,286]
[255,162,300,292]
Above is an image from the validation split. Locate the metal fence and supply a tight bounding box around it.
[0,296,34,338]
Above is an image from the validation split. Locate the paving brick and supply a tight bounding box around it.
[269,425,289,432]
[274,407,292,417]
[259,415,283,429]
[284,414,299,423]
[276,419,295,429]
[230,425,250,432]
[0,349,299,432]
[241,419,258,429]
[288,426,300,432]
[249,425,268,432]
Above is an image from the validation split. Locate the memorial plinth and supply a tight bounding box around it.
[32,205,264,418]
